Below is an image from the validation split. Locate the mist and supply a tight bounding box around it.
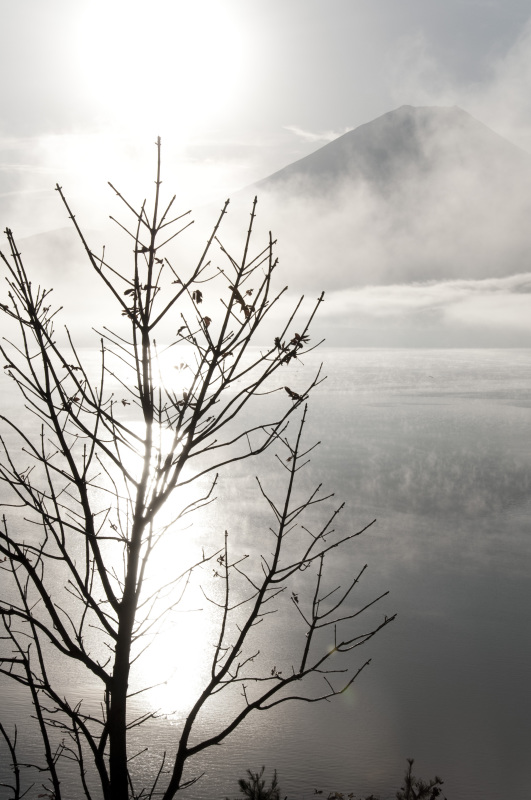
[214,105,531,347]
[5,102,531,348]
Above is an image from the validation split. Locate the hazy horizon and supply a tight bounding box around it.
[3,2,531,346]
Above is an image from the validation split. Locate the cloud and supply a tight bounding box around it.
[389,15,531,152]
[469,18,531,151]
[0,132,241,238]
[284,125,353,144]
[245,156,531,296]
[313,273,531,346]
[214,102,531,346]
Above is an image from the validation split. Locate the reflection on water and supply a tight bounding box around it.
[1,349,531,800]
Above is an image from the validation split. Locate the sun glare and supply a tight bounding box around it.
[154,344,196,397]
[133,520,220,718]
[106,416,222,716]
[76,0,245,139]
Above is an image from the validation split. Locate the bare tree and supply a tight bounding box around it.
[0,139,395,800]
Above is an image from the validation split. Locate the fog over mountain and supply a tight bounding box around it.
[248,105,531,288]
[229,105,531,345]
[8,106,531,346]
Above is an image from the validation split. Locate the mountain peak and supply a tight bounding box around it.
[241,105,531,295]
[257,105,528,191]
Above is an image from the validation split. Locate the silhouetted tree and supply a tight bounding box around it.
[228,766,281,800]
[396,759,446,800]
[229,759,446,800]
[0,139,394,800]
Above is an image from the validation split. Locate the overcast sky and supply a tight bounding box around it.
[2,0,531,344]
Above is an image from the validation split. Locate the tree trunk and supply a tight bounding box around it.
[108,515,145,799]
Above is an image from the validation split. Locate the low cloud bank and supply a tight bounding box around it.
[312,273,531,346]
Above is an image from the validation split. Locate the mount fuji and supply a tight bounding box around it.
[236,105,531,294]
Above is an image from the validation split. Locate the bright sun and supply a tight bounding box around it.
[108,387,222,717]
[76,0,245,138]
[132,523,220,719]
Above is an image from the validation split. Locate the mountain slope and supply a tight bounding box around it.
[256,105,531,192]
[234,106,531,292]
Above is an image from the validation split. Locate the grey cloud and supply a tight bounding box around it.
[195,104,531,346]
[321,273,531,317]
[307,274,531,346]
[5,101,531,348]
[389,14,531,152]
[224,107,531,303]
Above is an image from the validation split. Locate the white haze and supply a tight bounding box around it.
[4,6,531,347]
[316,274,531,348]
[390,15,531,153]
[7,102,531,349]
[214,105,531,347]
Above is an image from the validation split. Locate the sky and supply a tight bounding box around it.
[2,0,531,344]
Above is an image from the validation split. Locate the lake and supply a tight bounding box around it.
[1,347,530,800]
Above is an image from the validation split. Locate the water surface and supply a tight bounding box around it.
[1,348,530,800]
